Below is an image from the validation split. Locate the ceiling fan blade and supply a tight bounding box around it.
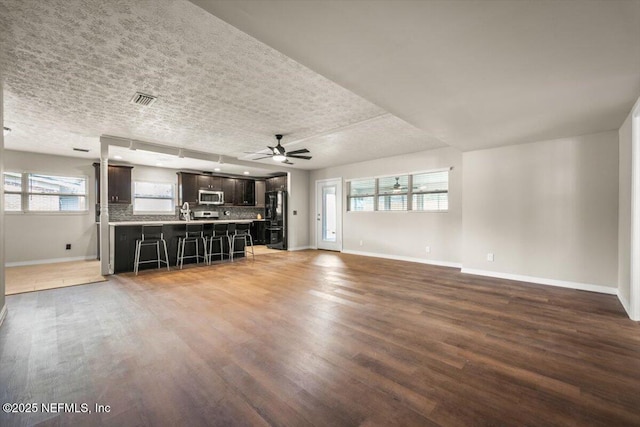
[286,148,310,155]
[252,155,273,160]
[282,159,294,165]
[286,154,312,160]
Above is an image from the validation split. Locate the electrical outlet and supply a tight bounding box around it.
[359,240,363,246]
[487,253,494,262]
[425,246,431,254]
[66,244,71,250]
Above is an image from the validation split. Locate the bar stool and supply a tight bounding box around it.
[206,223,231,264]
[176,223,207,269]
[230,222,255,261]
[134,225,170,275]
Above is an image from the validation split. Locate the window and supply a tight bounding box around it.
[411,171,448,211]
[348,178,375,211]
[347,169,449,212]
[377,175,408,211]
[3,172,22,211]
[4,172,88,212]
[27,174,87,211]
[133,181,174,214]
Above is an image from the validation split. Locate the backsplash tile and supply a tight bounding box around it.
[97,204,265,222]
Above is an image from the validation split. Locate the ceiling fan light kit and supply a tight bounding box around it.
[249,134,313,165]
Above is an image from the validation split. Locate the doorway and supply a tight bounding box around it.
[316,178,342,251]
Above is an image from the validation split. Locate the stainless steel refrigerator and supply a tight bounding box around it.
[265,190,287,250]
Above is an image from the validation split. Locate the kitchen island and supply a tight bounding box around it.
[108,220,255,274]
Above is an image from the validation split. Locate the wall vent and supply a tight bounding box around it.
[130,92,157,106]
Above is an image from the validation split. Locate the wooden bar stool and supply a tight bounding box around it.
[134,225,170,275]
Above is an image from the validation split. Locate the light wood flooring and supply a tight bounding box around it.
[1,250,639,426]
[5,259,105,295]
[5,246,280,295]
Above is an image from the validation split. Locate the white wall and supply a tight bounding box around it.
[1,81,6,319]
[287,169,310,249]
[309,147,463,265]
[618,112,633,309]
[131,163,179,210]
[4,150,98,265]
[462,131,619,290]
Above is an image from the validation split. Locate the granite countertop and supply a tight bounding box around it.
[108,219,256,226]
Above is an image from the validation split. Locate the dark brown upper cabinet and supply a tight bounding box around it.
[178,172,199,205]
[197,174,222,191]
[221,178,236,205]
[93,163,133,204]
[266,175,287,192]
[235,179,255,206]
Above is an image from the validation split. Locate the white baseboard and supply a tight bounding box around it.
[460,268,617,295]
[618,291,632,318]
[288,246,313,251]
[0,304,7,328]
[6,255,97,267]
[341,249,462,269]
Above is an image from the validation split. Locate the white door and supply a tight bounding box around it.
[316,178,342,251]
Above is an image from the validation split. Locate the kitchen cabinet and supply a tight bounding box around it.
[266,175,287,192]
[250,221,266,245]
[111,222,248,273]
[197,175,222,191]
[94,163,133,204]
[235,179,255,206]
[178,173,258,206]
[222,178,236,205]
[178,172,199,205]
[255,180,266,207]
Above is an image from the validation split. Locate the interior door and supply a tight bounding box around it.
[316,178,342,251]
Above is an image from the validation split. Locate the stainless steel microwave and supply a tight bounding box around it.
[198,190,224,205]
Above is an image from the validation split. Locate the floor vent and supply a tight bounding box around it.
[130,92,157,106]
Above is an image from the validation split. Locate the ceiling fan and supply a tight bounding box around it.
[248,134,312,165]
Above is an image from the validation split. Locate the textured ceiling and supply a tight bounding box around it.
[241,114,444,169]
[199,0,640,151]
[0,0,443,170]
[108,146,275,178]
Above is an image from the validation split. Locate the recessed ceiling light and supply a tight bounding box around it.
[113,155,123,160]
[214,167,221,172]
[243,171,250,175]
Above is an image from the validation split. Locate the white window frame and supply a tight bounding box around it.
[133,180,176,215]
[346,167,451,213]
[377,174,410,212]
[410,170,450,212]
[347,178,376,212]
[3,171,23,213]
[3,171,89,215]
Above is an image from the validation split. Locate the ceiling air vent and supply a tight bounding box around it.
[73,147,90,152]
[130,92,157,107]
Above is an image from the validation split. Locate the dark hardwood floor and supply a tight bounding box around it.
[1,250,639,426]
